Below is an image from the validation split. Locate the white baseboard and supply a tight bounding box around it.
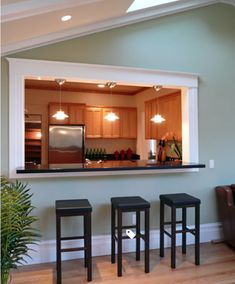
[25,222,222,265]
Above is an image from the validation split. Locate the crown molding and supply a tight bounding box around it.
[220,0,235,6]
[2,0,233,56]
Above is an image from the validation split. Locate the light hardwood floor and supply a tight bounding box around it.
[11,243,235,284]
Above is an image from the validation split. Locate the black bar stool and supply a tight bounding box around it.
[55,199,92,283]
[111,196,150,277]
[159,193,201,268]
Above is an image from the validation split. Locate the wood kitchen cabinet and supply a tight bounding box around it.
[49,103,138,139]
[48,102,85,124]
[85,107,102,138]
[145,92,182,140]
[119,107,137,138]
[68,103,85,124]
[85,106,137,139]
[145,100,158,139]
[102,108,120,138]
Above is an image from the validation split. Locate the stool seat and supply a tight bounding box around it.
[160,193,201,207]
[56,199,92,215]
[111,196,150,210]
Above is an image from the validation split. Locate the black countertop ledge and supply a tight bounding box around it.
[16,160,205,174]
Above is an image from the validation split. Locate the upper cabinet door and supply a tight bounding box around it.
[158,92,182,139]
[85,107,102,138]
[120,108,137,139]
[102,108,120,138]
[145,92,182,140]
[145,100,158,139]
[48,102,69,124]
[68,103,85,124]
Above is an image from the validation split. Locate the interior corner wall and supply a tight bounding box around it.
[1,3,235,240]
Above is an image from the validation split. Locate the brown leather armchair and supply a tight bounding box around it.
[215,184,235,248]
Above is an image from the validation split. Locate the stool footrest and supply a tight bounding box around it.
[164,221,182,225]
[114,233,146,241]
[176,228,195,235]
[115,225,137,230]
[164,228,196,238]
[61,235,85,241]
[61,246,86,253]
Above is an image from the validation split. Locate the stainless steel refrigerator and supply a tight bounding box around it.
[48,124,85,165]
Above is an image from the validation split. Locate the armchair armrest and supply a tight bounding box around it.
[215,186,234,207]
[215,185,235,248]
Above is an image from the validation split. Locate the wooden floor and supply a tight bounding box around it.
[11,243,235,284]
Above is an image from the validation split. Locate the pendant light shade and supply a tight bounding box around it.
[52,110,69,120]
[151,85,165,124]
[104,112,119,122]
[104,82,119,122]
[52,79,69,120]
[150,114,165,123]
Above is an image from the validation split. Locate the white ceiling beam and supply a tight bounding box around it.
[1,0,103,23]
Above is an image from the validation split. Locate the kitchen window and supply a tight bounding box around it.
[7,58,199,178]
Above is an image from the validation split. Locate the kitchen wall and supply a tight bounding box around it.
[25,88,138,161]
[1,4,235,243]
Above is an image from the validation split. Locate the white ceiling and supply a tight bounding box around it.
[1,0,235,56]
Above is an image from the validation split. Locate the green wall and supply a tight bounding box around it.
[1,4,235,240]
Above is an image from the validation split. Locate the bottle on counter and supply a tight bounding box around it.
[126,148,133,160]
[114,150,119,160]
[157,141,162,162]
[97,148,101,160]
[89,148,93,160]
[161,140,167,162]
[85,148,89,159]
[103,148,107,160]
[93,148,97,160]
[120,149,125,160]
[157,140,166,162]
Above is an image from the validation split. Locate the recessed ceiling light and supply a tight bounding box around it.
[97,84,105,88]
[61,15,72,22]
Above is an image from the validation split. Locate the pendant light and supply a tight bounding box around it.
[104,82,119,122]
[52,78,69,120]
[150,85,165,123]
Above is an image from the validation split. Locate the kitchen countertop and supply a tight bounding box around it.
[17,160,205,174]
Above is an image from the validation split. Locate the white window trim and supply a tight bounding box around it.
[7,57,199,178]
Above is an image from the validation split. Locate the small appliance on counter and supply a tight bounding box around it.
[48,124,85,164]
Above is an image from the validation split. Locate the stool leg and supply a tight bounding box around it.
[86,212,92,281]
[136,211,141,261]
[171,206,176,269]
[84,214,88,268]
[111,204,116,264]
[145,208,150,273]
[195,204,200,265]
[56,214,61,284]
[117,209,122,277]
[160,200,164,257]
[182,207,187,254]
